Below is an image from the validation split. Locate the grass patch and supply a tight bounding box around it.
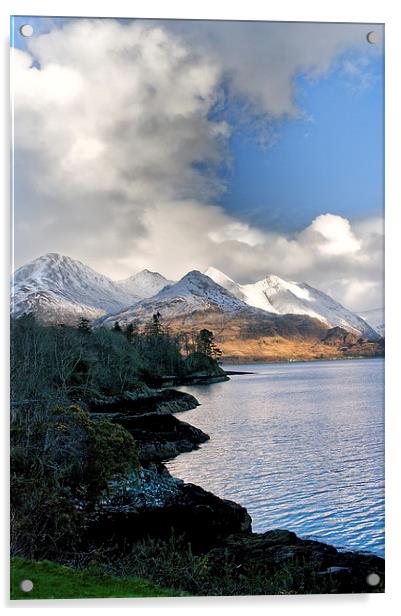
[11,557,184,600]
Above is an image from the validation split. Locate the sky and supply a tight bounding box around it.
[11,17,384,311]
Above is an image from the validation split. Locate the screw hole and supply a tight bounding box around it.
[367,31,379,45]
[20,579,34,593]
[366,572,381,586]
[20,24,34,38]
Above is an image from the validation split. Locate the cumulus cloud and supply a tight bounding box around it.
[129,203,383,311]
[12,18,383,312]
[166,20,383,117]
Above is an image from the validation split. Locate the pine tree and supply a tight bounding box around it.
[78,317,91,335]
[196,329,222,359]
[112,321,122,333]
[124,322,138,343]
[145,312,163,338]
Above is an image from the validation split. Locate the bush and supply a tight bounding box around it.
[89,534,328,596]
[11,401,139,559]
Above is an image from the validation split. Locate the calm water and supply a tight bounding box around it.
[166,358,384,556]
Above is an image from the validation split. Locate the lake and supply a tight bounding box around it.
[166,358,384,556]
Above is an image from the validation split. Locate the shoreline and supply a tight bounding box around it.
[221,354,385,366]
[88,382,385,594]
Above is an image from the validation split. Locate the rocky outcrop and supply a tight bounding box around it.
[206,529,384,593]
[88,388,199,416]
[87,387,206,463]
[86,467,251,552]
[115,412,209,463]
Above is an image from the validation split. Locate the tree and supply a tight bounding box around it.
[78,317,91,335]
[145,312,163,338]
[112,321,122,333]
[196,329,222,359]
[124,322,139,343]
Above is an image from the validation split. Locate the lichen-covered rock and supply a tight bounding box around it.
[86,474,252,552]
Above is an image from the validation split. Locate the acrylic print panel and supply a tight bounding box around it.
[10,16,384,599]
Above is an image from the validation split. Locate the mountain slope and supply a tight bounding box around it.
[100,270,255,327]
[204,267,378,340]
[358,308,384,337]
[117,270,173,300]
[99,270,383,362]
[11,253,140,324]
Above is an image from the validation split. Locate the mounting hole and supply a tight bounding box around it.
[367,31,379,45]
[20,578,34,593]
[20,24,34,37]
[366,572,381,587]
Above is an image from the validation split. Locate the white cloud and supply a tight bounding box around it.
[300,214,361,256]
[126,201,383,311]
[11,19,383,312]
[165,20,383,117]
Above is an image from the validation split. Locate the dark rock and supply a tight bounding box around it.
[206,529,385,593]
[85,479,252,552]
[113,412,209,463]
[177,374,229,385]
[88,388,199,416]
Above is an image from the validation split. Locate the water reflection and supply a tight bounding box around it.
[166,359,384,556]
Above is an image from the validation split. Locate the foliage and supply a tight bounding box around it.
[11,314,223,400]
[196,329,222,359]
[11,401,139,559]
[10,313,223,561]
[88,535,330,596]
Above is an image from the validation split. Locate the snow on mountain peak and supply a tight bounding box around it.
[117,269,172,299]
[12,254,381,340]
[205,266,378,339]
[100,269,252,328]
[11,253,140,324]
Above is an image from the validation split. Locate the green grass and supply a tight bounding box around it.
[11,557,184,600]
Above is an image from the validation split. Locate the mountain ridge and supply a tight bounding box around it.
[11,255,382,353]
[204,267,378,339]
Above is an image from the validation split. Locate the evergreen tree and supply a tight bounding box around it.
[112,321,122,333]
[124,322,139,343]
[196,329,222,359]
[145,312,163,338]
[78,317,91,335]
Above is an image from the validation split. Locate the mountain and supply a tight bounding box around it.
[11,253,140,324]
[100,270,255,327]
[358,308,384,337]
[117,269,173,300]
[11,255,383,361]
[98,270,383,362]
[204,267,378,340]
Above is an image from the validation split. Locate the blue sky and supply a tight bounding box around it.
[219,55,384,232]
[11,17,384,310]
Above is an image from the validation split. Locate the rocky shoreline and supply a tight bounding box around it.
[87,385,385,594]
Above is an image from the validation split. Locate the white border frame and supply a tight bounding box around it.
[1,0,400,613]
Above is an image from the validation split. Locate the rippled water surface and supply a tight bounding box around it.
[166,358,384,556]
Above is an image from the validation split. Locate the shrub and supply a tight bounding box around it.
[11,401,139,559]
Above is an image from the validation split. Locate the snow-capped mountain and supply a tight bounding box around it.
[11,254,381,344]
[358,308,384,337]
[204,267,378,339]
[11,253,140,324]
[100,270,253,328]
[117,269,173,300]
